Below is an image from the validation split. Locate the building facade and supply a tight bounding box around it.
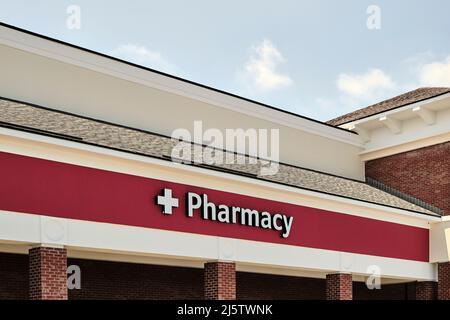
[0,23,450,300]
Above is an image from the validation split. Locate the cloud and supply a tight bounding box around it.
[238,39,293,92]
[111,44,176,74]
[337,68,396,104]
[402,50,435,72]
[419,56,450,87]
[316,53,450,121]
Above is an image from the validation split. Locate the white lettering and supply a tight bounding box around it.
[180,190,293,238]
[186,192,201,217]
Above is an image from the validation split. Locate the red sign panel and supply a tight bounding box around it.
[0,152,429,261]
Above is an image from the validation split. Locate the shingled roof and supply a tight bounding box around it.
[327,87,450,126]
[0,98,440,216]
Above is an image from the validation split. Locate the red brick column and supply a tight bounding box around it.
[204,261,236,300]
[29,246,68,300]
[415,281,437,300]
[438,262,450,300]
[326,273,352,300]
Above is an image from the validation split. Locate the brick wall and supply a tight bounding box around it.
[204,262,236,300]
[438,262,450,300]
[237,272,413,300]
[354,282,415,300]
[237,272,326,300]
[29,247,67,300]
[0,253,28,299]
[68,258,203,300]
[366,142,450,215]
[326,273,352,300]
[355,281,439,300]
[415,281,437,300]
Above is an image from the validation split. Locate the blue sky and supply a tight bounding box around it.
[1,0,450,121]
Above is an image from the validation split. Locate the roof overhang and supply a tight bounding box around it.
[338,93,450,160]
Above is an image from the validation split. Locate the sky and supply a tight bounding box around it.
[1,0,450,121]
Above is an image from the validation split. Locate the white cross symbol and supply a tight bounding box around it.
[156,188,179,215]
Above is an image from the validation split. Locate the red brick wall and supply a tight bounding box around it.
[236,272,413,300]
[415,281,437,300]
[326,273,352,300]
[438,262,450,300]
[353,282,415,300]
[355,281,438,300]
[237,272,326,300]
[68,258,203,300]
[365,142,450,215]
[0,253,28,299]
[204,262,236,300]
[29,247,67,300]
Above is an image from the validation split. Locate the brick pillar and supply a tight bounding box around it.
[29,246,67,300]
[204,261,236,300]
[415,281,437,300]
[326,273,352,300]
[438,262,450,300]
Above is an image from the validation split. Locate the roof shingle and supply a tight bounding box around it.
[327,87,450,126]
